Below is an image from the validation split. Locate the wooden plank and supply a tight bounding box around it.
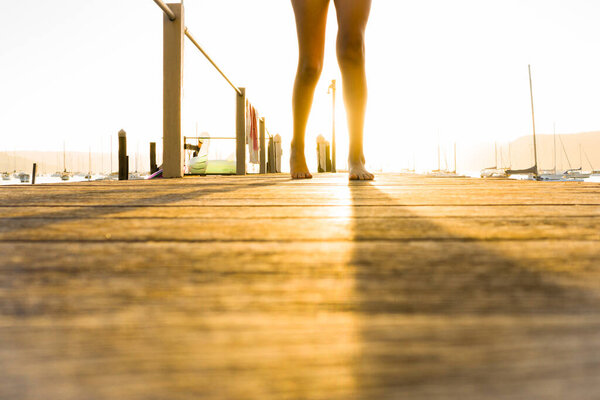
[1,216,600,242]
[2,205,600,219]
[2,174,600,400]
[2,241,600,399]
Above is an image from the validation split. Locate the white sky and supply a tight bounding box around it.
[1,0,600,171]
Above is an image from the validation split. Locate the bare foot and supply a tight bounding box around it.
[290,145,312,179]
[348,157,374,181]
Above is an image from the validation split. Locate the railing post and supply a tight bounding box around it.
[162,3,184,178]
[236,87,246,175]
[150,142,158,174]
[31,163,37,185]
[259,117,266,174]
[118,129,128,181]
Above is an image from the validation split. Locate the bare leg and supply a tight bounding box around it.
[290,0,330,179]
[334,0,373,180]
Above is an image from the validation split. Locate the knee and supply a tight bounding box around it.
[297,59,323,82]
[336,33,365,66]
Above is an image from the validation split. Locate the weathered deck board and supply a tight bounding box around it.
[1,173,600,400]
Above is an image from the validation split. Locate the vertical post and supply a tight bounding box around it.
[259,117,266,174]
[31,163,37,185]
[119,129,127,181]
[163,3,184,178]
[236,87,246,175]
[274,134,282,173]
[150,142,158,174]
[267,137,275,173]
[329,80,337,172]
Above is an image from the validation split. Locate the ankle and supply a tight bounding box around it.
[348,153,364,164]
[291,141,305,153]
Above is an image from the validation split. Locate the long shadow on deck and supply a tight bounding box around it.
[0,178,283,239]
[348,181,600,399]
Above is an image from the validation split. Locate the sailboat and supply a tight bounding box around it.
[431,143,467,178]
[1,151,10,180]
[563,144,590,179]
[555,137,586,181]
[18,172,30,183]
[481,142,508,178]
[538,124,564,181]
[506,65,539,180]
[61,142,71,181]
[84,147,92,180]
[582,148,600,176]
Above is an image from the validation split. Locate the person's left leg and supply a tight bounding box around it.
[333,0,374,180]
[290,0,330,179]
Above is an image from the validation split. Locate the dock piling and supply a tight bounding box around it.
[119,130,128,181]
[162,2,184,178]
[259,118,266,174]
[236,87,246,175]
[31,163,37,185]
[150,142,158,174]
[267,136,275,173]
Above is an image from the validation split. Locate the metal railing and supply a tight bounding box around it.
[152,0,176,21]
[184,29,242,96]
[151,1,276,176]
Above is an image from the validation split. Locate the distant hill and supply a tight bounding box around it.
[459,131,600,173]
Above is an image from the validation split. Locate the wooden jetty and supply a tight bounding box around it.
[1,173,600,399]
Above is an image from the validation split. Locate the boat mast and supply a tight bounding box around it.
[494,142,498,169]
[437,131,441,171]
[453,142,457,174]
[583,148,594,171]
[100,138,103,174]
[558,135,572,170]
[528,65,539,177]
[553,123,557,174]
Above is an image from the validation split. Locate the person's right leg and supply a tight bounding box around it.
[334,0,373,180]
[290,0,330,179]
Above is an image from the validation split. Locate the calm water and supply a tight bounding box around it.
[0,175,115,185]
[2,173,599,186]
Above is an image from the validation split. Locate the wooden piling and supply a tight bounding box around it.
[150,142,158,174]
[259,118,266,174]
[267,137,276,173]
[31,163,37,185]
[118,130,128,181]
[162,3,184,178]
[236,87,246,175]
